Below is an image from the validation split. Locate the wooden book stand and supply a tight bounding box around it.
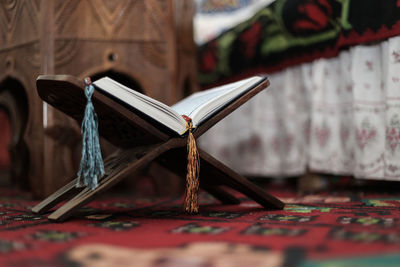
[31,75,284,221]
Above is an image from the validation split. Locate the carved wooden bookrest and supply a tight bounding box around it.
[31,75,284,221]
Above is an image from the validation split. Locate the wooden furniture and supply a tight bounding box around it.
[0,87,28,187]
[31,75,284,221]
[0,0,197,197]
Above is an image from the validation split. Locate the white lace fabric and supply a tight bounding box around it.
[200,36,400,181]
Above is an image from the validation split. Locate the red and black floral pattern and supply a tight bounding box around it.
[198,0,400,87]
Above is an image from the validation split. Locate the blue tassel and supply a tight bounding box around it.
[76,77,105,190]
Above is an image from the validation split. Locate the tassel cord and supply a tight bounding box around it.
[183,118,200,214]
[77,79,105,190]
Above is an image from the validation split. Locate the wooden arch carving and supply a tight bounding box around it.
[0,77,29,189]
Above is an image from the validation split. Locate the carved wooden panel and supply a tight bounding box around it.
[0,0,40,46]
[0,0,44,196]
[0,0,197,197]
[51,0,180,103]
[54,0,166,41]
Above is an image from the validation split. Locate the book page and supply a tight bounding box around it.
[93,76,264,135]
[94,77,187,135]
[172,77,257,117]
[171,76,263,126]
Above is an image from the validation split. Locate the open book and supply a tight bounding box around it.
[93,76,266,135]
[33,75,283,221]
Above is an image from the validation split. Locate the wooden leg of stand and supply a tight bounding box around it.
[156,153,241,205]
[47,141,180,221]
[157,148,284,210]
[198,149,284,209]
[31,179,81,214]
[31,149,132,214]
[201,185,240,205]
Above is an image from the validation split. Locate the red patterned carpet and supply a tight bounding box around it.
[0,180,400,267]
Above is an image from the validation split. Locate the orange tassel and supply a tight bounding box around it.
[182,116,200,214]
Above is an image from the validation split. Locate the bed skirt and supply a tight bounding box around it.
[200,36,400,181]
